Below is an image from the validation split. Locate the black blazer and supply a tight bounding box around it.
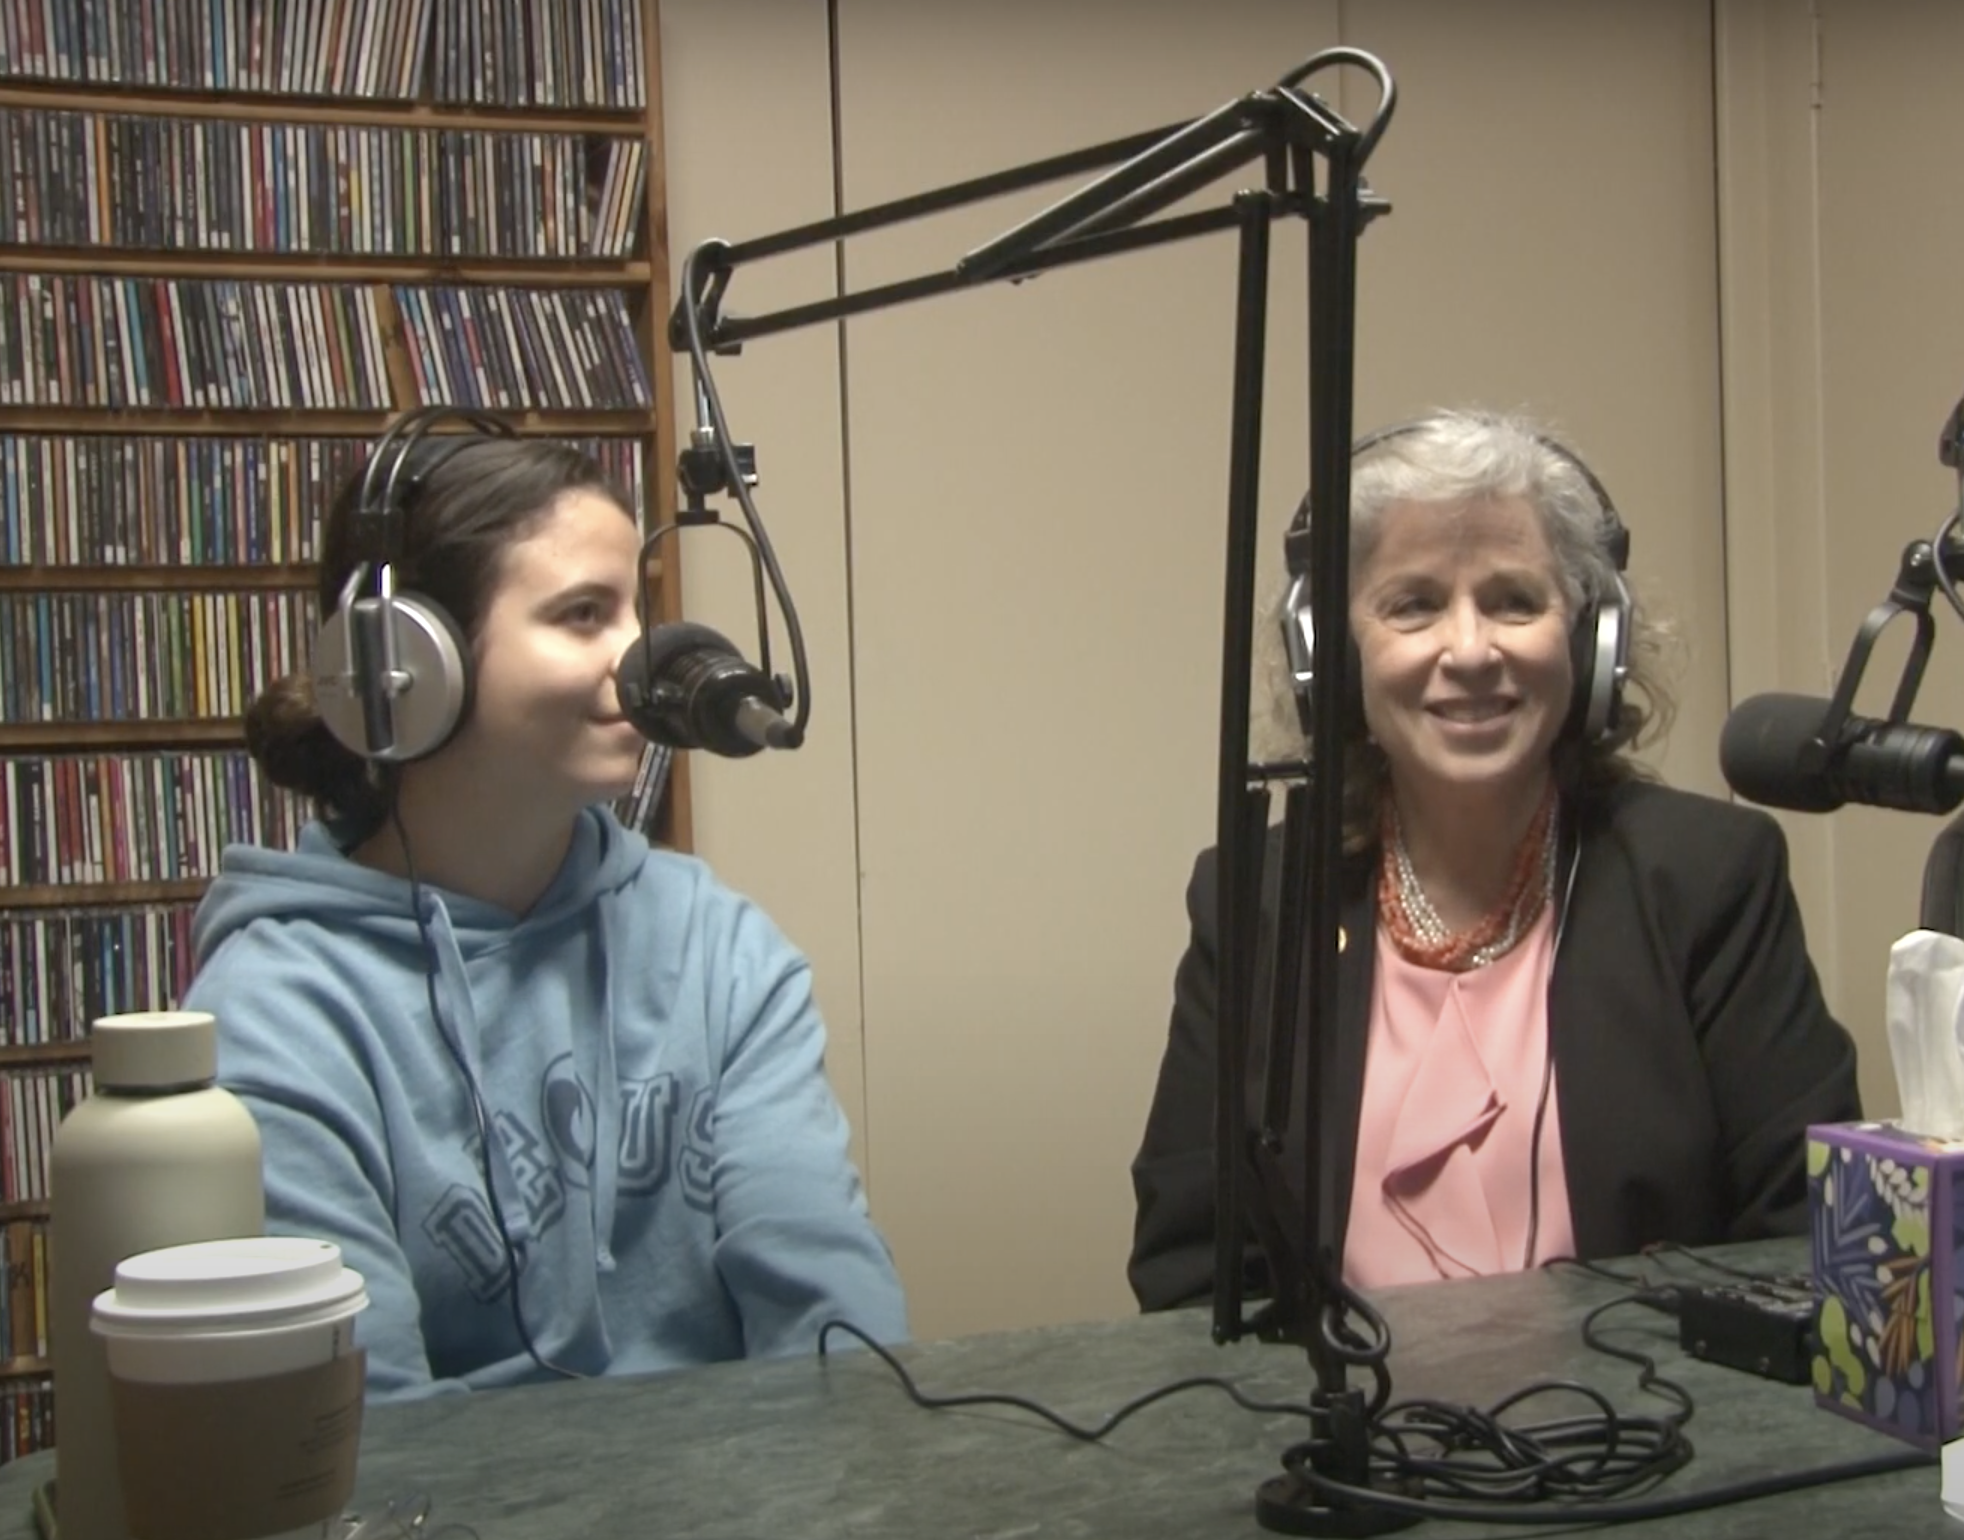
[1126,780,1862,1312]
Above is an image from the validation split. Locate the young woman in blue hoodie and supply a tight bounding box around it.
[185,425,908,1400]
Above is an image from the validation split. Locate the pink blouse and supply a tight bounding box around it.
[1342,905,1576,1289]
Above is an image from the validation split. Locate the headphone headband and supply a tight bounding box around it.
[350,406,518,569]
[1291,416,1630,573]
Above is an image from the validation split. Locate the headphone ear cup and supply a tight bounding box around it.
[1278,584,1370,743]
[1565,600,1601,743]
[312,589,472,762]
[1564,579,1631,745]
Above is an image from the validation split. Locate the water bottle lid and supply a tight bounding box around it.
[91,1011,219,1089]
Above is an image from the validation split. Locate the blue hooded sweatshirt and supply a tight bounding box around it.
[184,806,908,1401]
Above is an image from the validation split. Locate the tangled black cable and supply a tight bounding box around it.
[1270,1293,1693,1521]
[818,1264,1933,1527]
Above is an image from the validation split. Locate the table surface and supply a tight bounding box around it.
[3,1240,1949,1539]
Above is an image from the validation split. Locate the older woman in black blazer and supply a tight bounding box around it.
[1127,409,1860,1311]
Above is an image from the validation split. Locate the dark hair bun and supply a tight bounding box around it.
[244,672,387,831]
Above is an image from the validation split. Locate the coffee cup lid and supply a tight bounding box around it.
[91,1236,368,1333]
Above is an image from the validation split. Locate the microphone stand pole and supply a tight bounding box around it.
[667,49,1405,1533]
[1227,105,1415,1539]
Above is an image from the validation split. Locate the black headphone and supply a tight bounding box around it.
[1279,418,1634,746]
[311,407,517,763]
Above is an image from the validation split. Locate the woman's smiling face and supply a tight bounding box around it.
[447,488,649,819]
[1349,494,1574,810]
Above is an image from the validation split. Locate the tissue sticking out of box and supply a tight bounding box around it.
[1887,929,1964,1140]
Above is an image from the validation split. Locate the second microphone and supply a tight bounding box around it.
[1719,691,1964,814]
[617,622,801,758]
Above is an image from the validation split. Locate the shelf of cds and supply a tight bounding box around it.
[0,0,684,1447]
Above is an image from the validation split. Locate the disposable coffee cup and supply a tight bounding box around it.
[90,1236,370,1540]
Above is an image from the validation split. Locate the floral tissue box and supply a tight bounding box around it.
[1809,1120,1964,1450]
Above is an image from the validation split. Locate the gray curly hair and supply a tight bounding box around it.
[1253,408,1676,850]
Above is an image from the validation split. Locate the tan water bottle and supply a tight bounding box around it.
[48,1010,265,1540]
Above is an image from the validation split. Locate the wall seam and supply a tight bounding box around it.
[827,0,875,1192]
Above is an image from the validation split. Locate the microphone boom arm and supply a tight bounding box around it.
[669,64,1393,353]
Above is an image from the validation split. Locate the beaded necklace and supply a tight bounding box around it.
[1378,785,1558,972]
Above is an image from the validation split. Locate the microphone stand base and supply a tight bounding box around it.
[1254,1471,1418,1538]
[1255,1388,1418,1537]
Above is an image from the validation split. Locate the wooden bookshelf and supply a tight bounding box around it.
[0,720,251,751]
[0,408,660,436]
[0,80,647,135]
[0,252,656,286]
[1,881,208,910]
[0,565,316,591]
[0,1045,89,1070]
[0,561,659,593]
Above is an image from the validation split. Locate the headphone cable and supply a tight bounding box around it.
[391,800,587,1384]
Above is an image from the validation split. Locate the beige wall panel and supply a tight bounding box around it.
[836,0,1341,1340]
[836,0,1725,1338]
[1802,0,1964,1116]
[657,3,876,1158]
[1714,0,1841,1022]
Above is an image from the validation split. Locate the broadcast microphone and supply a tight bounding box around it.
[616,621,800,758]
[1719,692,1964,814]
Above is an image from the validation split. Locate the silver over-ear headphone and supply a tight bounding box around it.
[311,407,517,762]
[1280,417,1634,745]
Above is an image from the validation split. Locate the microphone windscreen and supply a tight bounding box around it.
[617,621,741,700]
[1719,692,1843,812]
[617,620,741,728]
[616,621,762,755]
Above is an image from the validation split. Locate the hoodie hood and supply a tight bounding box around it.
[193,803,648,967]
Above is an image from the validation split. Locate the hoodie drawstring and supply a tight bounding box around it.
[421,892,535,1254]
[591,899,626,1274]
